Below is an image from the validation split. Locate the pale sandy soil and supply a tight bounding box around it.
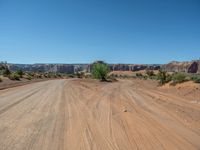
[0,77,58,90]
[110,70,159,76]
[0,79,200,150]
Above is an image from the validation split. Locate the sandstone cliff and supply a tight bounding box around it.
[5,59,200,74]
[161,60,200,73]
[7,63,160,74]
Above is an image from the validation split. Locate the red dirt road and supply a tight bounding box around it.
[0,79,200,150]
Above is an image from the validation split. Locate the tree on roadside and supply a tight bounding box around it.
[91,61,110,81]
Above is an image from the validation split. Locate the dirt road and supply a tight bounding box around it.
[0,79,200,150]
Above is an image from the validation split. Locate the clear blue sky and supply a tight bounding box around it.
[0,0,200,64]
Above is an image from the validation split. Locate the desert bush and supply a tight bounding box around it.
[166,74,172,82]
[91,62,109,81]
[67,74,75,78]
[9,73,20,80]
[157,70,171,85]
[56,73,62,78]
[0,63,10,76]
[24,75,32,80]
[76,72,85,78]
[136,73,142,77]
[27,76,32,80]
[135,72,150,80]
[84,73,92,78]
[26,72,34,78]
[143,74,148,80]
[0,65,6,70]
[2,68,11,77]
[136,73,143,78]
[122,75,129,78]
[146,70,155,77]
[191,74,200,83]
[172,72,186,84]
[114,74,118,78]
[0,77,2,82]
[109,74,118,78]
[35,73,43,78]
[107,75,118,82]
[15,70,24,78]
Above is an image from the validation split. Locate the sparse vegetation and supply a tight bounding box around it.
[0,66,11,77]
[171,72,187,84]
[24,74,32,80]
[136,73,143,78]
[84,73,92,79]
[76,72,85,78]
[146,70,155,77]
[91,62,109,81]
[156,70,171,85]
[190,74,200,83]
[9,72,20,80]
[15,70,24,78]
[67,74,75,78]
[0,62,11,77]
[135,72,148,80]
[3,68,11,77]
[0,61,199,86]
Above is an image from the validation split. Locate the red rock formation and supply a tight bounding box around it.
[162,60,200,73]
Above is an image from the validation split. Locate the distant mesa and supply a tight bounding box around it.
[6,63,160,74]
[2,59,200,74]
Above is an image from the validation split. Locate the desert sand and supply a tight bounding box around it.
[0,79,200,150]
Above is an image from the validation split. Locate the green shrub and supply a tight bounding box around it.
[15,70,24,78]
[146,70,155,77]
[0,64,10,77]
[68,74,75,78]
[109,74,118,78]
[143,74,148,80]
[27,72,34,77]
[91,62,109,81]
[157,70,171,85]
[172,72,186,84]
[76,72,85,78]
[166,74,172,82]
[114,74,118,78]
[24,75,32,80]
[9,73,20,80]
[136,73,143,78]
[84,73,92,78]
[2,68,11,77]
[56,73,62,78]
[191,74,200,83]
[0,77,2,82]
[107,75,118,82]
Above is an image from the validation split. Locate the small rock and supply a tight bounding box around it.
[123,109,127,112]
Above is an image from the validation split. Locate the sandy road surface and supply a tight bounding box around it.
[0,79,200,150]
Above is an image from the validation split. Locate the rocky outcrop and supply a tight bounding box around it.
[8,60,200,74]
[188,62,199,73]
[109,64,160,71]
[162,60,200,73]
[7,60,200,74]
[7,63,160,74]
[8,64,80,74]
